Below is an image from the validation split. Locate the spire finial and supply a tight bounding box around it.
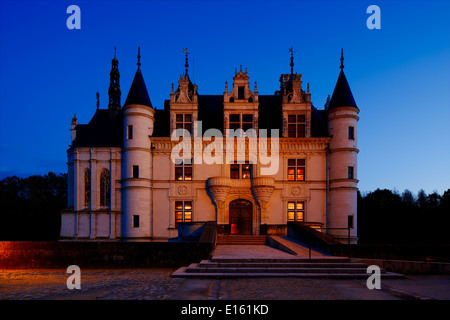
[137,46,141,69]
[108,47,121,109]
[289,47,294,75]
[183,48,189,75]
[96,92,100,109]
[340,48,344,70]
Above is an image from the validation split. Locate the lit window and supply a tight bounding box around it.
[175,200,193,227]
[287,201,305,222]
[287,114,306,138]
[175,160,192,181]
[230,164,240,179]
[287,159,305,181]
[242,163,251,179]
[230,162,252,179]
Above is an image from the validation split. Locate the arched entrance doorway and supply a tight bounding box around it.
[229,199,252,235]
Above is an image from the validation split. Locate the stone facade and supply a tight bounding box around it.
[60,49,359,243]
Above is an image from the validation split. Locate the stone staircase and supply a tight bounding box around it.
[172,256,404,279]
[217,235,267,245]
[173,235,404,279]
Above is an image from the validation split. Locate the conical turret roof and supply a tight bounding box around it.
[328,69,357,110]
[124,47,153,108]
[124,67,153,107]
[328,49,358,110]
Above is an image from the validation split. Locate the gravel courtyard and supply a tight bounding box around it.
[1,268,449,300]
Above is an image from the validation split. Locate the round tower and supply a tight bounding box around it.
[121,47,155,240]
[327,49,359,244]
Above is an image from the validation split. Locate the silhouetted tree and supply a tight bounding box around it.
[417,189,427,209]
[401,189,415,207]
[0,172,67,240]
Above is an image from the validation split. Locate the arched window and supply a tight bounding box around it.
[84,168,91,208]
[100,169,111,207]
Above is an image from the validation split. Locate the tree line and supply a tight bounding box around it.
[358,188,450,244]
[0,172,66,240]
[0,172,448,243]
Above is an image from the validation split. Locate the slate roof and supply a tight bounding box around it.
[72,93,330,148]
[124,68,153,107]
[328,70,358,110]
[154,94,327,138]
[71,109,123,148]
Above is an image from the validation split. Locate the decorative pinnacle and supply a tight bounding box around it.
[137,46,141,68]
[96,92,100,109]
[114,46,117,59]
[340,48,344,70]
[184,48,189,75]
[289,47,294,75]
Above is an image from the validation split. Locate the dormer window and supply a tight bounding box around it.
[288,114,306,138]
[229,114,253,131]
[176,114,192,134]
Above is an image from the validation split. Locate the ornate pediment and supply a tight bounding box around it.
[171,73,198,104]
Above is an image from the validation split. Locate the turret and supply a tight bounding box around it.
[121,47,155,239]
[327,49,359,244]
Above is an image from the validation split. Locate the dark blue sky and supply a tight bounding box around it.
[0,0,449,195]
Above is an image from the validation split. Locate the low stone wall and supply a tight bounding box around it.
[0,241,215,269]
[333,244,450,263]
[351,258,450,274]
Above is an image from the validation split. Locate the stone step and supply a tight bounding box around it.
[171,267,404,279]
[217,235,267,245]
[186,265,385,274]
[198,261,370,268]
[210,257,351,263]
